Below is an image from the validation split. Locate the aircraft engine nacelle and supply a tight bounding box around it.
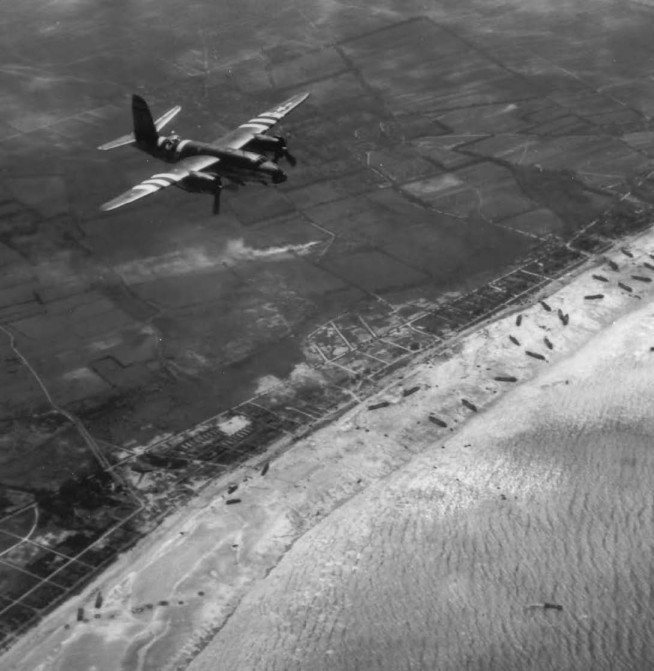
[182,171,220,194]
[247,134,284,156]
[196,145,265,166]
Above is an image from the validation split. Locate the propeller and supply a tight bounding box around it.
[273,135,297,167]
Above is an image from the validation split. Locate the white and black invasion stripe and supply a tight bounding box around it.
[258,111,283,120]
[238,111,282,133]
[137,172,181,192]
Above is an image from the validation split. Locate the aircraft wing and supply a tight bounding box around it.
[216,92,310,149]
[100,154,219,211]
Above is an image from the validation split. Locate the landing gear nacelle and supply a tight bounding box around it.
[181,171,223,215]
[181,171,220,194]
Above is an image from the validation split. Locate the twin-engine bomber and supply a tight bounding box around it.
[99,92,309,215]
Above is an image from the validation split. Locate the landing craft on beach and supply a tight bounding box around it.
[98,92,309,215]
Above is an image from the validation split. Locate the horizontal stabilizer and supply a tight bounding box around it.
[98,133,135,151]
[155,105,181,131]
[97,102,181,150]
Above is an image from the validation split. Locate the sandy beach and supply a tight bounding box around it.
[2,226,654,670]
[190,275,654,670]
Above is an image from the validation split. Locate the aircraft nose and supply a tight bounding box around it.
[261,160,287,183]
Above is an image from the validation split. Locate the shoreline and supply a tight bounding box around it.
[190,255,654,670]
[4,224,654,669]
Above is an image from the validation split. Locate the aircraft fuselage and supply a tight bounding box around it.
[140,137,287,187]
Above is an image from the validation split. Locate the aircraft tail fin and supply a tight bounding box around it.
[131,94,158,147]
[98,99,181,151]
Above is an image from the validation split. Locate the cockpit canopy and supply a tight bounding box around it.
[160,134,181,152]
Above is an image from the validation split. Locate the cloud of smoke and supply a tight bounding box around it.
[222,238,320,262]
[254,362,327,400]
[114,238,321,284]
